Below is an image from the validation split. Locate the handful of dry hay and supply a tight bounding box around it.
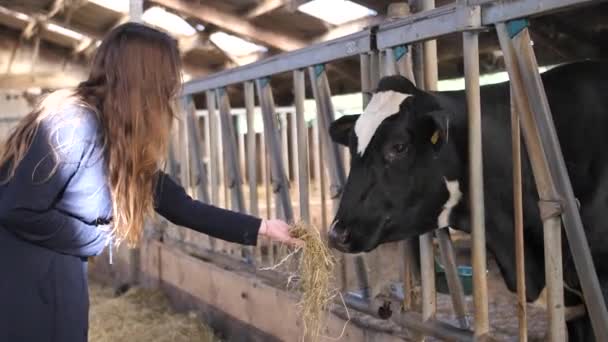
[263,222,341,341]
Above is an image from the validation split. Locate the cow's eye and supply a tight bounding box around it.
[393,143,407,153]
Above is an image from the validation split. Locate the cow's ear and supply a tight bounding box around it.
[422,110,450,150]
[329,114,359,146]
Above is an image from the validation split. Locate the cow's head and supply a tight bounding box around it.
[328,75,463,253]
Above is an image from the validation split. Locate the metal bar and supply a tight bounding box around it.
[510,83,527,342]
[183,29,373,95]
[181,0,600,97]
[418,1,439,332]
[238,124,246,188]
[309,64,371,297]
[343,295,474,341]
[436,229,470,329]
[379,50,386,78]
[395,45,416,82]
[307,65,347,208]
[499,21,608,341]
[293,70,310,223]
[496,22,566,341]
[244,82,258,217]
[481,0,599,26]
[369,51,380,90]
[177,98,190,188]
[260,130,271,265]
[184,96,210,203]
[167,138,180,183]
[413,43,425,89]
[376,4,479,50]
[360,53,372,108]
[384,47,398,76]
[255,78,294,222]
[280,113,290,183]
[216,88,246,213]
[288,112,298,186]
[419,233,436,323]
[129,0,143,22]
[377,0,597,51]
[205,91,220,207]
[463,29,490,337]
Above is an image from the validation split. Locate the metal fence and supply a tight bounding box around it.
[163,0,608,340]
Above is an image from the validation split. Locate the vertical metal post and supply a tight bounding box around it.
[129,0,143,22]
[369,51,380,89]
[280,113,290,182]
[205,91,220,207]
[288,112,298,187]
[360,53,372,108]
[498,20,608,341]
[309,64,370,296]
[307,65,347,208]
[184,96,210,203]
[436,228,470,329]
[510,84,527,342]
[294,70,310,223]
[255,78,294,222]
[311,119,321,220]
[238,123,246,188]
[244,82,260,265]
[127,0,143,285]
[261,131,271,219]
[464,26,490,338]
[417,1,439,330]
[395,45,416,83]
[384,47,398,76]
[216,88,246,213]
[419,233,436,324]
[244,82,258,217]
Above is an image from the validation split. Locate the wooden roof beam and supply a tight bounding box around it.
[244,0,288,19]
[151,0,307,51]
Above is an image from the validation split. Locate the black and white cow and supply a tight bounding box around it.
[328,60,608,341]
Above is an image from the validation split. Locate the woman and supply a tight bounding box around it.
[0,23,300,342]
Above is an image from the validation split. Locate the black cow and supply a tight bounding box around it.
[328,60,608,341]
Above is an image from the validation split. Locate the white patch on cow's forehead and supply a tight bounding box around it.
[354,90,411,155]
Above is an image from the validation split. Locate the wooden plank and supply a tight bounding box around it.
[140,240,407,342]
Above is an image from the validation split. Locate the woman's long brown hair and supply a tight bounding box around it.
[0,23,182,246]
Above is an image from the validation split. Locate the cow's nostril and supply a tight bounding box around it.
[339,230,349,244]
[329,228,349,244]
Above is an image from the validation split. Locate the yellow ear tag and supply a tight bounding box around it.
[430,130,440,145]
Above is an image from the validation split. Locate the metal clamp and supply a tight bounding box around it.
[538,199,563,221]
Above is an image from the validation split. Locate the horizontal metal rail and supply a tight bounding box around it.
[182,29,373,95]
[344,294,474,341]
[181,0,601,96]
[377,0,601,49]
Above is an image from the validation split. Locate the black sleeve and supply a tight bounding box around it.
[153,172,261,246]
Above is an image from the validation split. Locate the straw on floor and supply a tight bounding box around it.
[89,282,220,342]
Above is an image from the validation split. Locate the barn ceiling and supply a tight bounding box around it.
[0,0,606,107]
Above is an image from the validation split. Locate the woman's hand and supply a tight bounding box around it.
[258,219,303,247]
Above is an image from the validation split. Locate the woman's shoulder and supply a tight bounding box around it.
[38,93,103,161]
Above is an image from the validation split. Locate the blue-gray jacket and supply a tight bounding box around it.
[0,105,261,342]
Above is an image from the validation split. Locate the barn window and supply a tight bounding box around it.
[209,31,267,57]
[142,6,197,37]
[297,0,376,25]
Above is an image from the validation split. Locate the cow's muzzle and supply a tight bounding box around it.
[328,220,352,252]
